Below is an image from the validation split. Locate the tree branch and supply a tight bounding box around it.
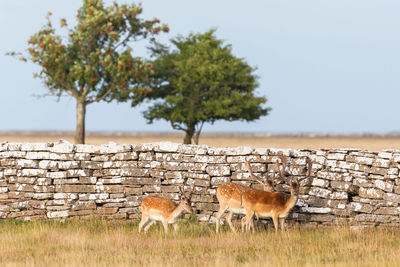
[171,121,187,131]
[193,121,205,145]
[86,86,114,104]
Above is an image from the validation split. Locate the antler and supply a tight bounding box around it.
[276,156,291,184]
[187,184,195,200]
[245,159,265,185]
[297,157,312,183]
[179,184,195,200]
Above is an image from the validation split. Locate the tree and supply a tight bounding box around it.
[143,30,270,144]
[8,0,168,144]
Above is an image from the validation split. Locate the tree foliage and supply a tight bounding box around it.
[144,30,270,144]
[8,0,168,143]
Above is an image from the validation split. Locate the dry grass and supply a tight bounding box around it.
[1,132,400,151]
[1,132,399,265]
[0,219,400,266]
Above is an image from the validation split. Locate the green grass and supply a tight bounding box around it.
[1,219,400,266]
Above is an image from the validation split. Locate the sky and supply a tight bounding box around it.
[1,0,400,134]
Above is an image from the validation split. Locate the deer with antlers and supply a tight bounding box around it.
[215,157,284,233]
[241,157,312,232]
[138,186,194,233]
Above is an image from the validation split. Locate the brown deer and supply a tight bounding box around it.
[241,157,311,232]
[138,186,193,233]
[215,158,284,233]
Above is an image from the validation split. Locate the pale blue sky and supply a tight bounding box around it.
[1,0,399,133]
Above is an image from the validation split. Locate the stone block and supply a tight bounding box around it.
[91,155,109,161]
[350,202,374,213]
[375,207,400,215]
[56,185,97,193]
[98,143,132,154]
[139,152,154,161]
[54,193,78,200]
[49,142,75,153]
[25,152,50,159]
[353,178,373,188]
[38,160,58,170]
[383,193,400,203]
[111,152,138,161]
[359,187,384,199]
[58,161,80,169]
[178,144,208,155]
[102,185,125,193]
[308,214,335,222]
[120,168,150,177]
[81,161,103,169]
[300,207,331,214]
[330,191,348,200]
[311,178,330,187]
[33,193,53,200]
[20,169,46,177]
[0,151,26,158]
[211,176,230,186]
[330,181,352,191]
[369,167,387,176]
[308,188,332,198]
[142,184,161,193]
[374,180,393,192]
[206,165,230,176]
[21,143,49,151]
[373,158,391,168]
[16,159,38,168]
[124,187,143,195]
[47,210,69,218]
[74,153,91,161]
[327,153,346,160]
[46,171,67,179]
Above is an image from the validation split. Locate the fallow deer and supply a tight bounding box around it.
[215,158,283,233]
[241,157,312,232]
[138,186,193,233]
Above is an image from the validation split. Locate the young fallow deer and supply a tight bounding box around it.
[241,156,312,232]
[215,158,284,233]
[138,186,193,233]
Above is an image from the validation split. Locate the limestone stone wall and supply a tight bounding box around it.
[0,141,400,226]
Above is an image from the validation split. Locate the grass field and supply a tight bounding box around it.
[1,131,400,151]
[0,219,400,266]
[1,132,400,266]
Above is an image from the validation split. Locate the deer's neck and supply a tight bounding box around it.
[167,204,185,221]
[284,192,298,213]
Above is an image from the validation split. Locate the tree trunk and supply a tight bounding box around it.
[183,124,195,144]
[193,121,205,145]
[74,99,86,144]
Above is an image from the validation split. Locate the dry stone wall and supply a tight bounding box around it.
[1,140,400,226]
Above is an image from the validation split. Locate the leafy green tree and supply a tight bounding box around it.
[143,30,270,144]
[8,0,168,144]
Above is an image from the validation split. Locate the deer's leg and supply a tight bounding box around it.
[226,211,237,233]
[173,223,179,232]
[272,214,279,232]
[240,216,253,232]
[144,220,156,232]
[138,215,150,233]
[244,211,254,233]
[280,217,286,231]
[241,216,246,232]
[162,219,169,233]
[250,217,255,233]
[215,203,228,233]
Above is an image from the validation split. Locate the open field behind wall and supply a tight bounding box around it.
[1,131,400,151]
[0,220,400,267]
